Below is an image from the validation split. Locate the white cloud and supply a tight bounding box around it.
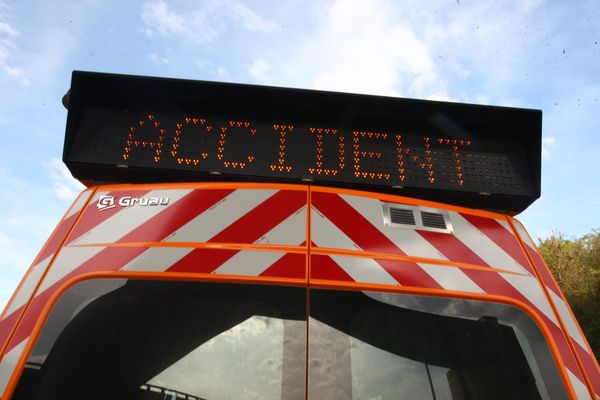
[216,66,228,78]
[142,0,187,37]
[542,136,556,159]
[0,231,12,248]
[249,58,271,80]
[0,20,18,37]
[291,0,444,98]
[0,9,28,85]
[230,2,276,33]
[194,60,231,79]
[44,158,85,202]
[148,52,170,65]
[140,0,276,43]
[248,0,556,105]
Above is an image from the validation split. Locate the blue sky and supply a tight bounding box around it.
[0,0,598,310]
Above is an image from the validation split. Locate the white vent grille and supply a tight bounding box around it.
[382,203,453,234]
[389,208,416,226]
[421,211,447,230]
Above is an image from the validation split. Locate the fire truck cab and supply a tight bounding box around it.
[0,72,598,399]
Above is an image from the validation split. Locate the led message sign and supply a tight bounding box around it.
[63,72,541,212]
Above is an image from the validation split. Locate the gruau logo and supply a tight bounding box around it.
[96,195,169,211]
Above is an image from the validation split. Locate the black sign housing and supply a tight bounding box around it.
[63,71,542,213]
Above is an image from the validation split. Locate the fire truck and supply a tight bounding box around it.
[0,71,598,399]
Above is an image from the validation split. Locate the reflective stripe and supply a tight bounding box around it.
[500,273,559,326]
[330,255,398,285]
[65,189,93,219]
[123,247,194,272]
[166,190,277,243]
[255,206,307,246]
[38,246,105,293]
[418,263,484,293]
[4,257,51,317]
[311,206,361,251]
[449,212,530,275]
[71,189,192,245]
[495,218,514,235]
[550,290,588,351]
[213,250,288,276]
[512,218,537,250]
[568,368,593,400]
[0,339,27,397]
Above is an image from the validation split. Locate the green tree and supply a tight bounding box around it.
[538,230,600,361]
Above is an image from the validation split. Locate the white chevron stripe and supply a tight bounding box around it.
[311,207,398,285]
[213,250,287,276]
[495,218,514,236]
[340,195,448,260]
[123,247,195,272]
[38,246,105,293]
[511,218,536,250]
[549,290,588,351]
[567,368,592,400]
[65,189,93,219]
[330,254,398,285]
[5,257,51,317]
[311,206,361,251]
[500,273,559,326]
[449,212,530,275]
[418,263,484,293]
[71,189,192,245]
[165,189,277,243]
[0,338,27,397]
[254,205,306,246]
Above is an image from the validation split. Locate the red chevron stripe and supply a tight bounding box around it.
[0,307,20,351]
[36,213,79,264]
[312,192,402,254]
[170,190,306,273]
[575,345,600,394]
[116,189,235,243]
[168,248,239,274]
[312,193,441,288]
[260,252,306,279]
[208,190,306,244]
[66,189,152,244]
[375,259,440,288]
[311,255,354,282]
[418,230,489,266]
[461,214,533,274]
[525,246,561,295]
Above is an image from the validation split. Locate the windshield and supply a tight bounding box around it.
[13,280,568,399]
[308,289,568,400]
[13,279,307,400]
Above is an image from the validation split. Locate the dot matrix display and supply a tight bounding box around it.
[63,71,542,212]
